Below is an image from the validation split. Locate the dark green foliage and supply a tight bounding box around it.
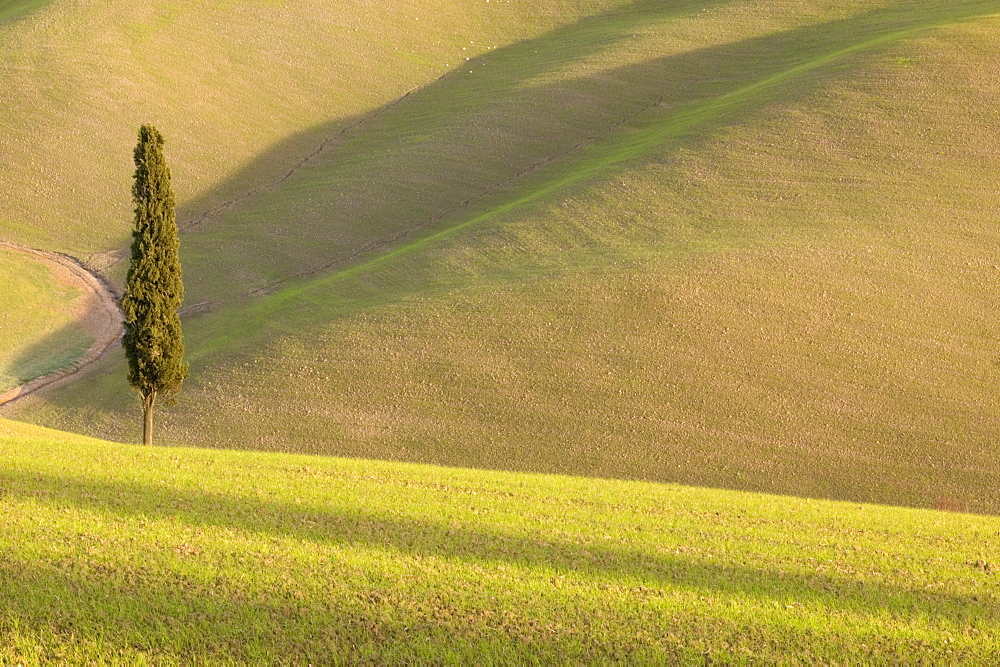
[121,124,188,445]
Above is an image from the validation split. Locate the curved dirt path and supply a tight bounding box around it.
[0,241,123,406]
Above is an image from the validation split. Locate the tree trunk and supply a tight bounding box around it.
[143,391,157,445]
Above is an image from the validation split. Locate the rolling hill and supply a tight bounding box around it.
[1,0,998,514]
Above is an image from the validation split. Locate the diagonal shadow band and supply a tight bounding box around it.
[173,0,1000,313]
[176,0,726,237]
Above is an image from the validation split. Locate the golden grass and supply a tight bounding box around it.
[4,1,999,514]
[0,0,638,255]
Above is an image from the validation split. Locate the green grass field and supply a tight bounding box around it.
[0,248,92,392]
[2,418,998,662]
[0,0,52,24]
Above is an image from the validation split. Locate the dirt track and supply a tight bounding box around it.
[0,241,123,405]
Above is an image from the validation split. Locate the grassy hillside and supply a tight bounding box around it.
[1,419,998,661]
[0,0,632,256]
[4,0,999,514]
[0,248,91,392]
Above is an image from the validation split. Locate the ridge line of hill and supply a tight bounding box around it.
[177,79,704,316]
[179,7,993,318]
[0,241,122,405]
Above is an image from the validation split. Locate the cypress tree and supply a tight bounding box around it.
[121,124,188,446]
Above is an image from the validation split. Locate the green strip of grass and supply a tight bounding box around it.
[0,419,997,661]
[0,0,53,25]
[293,2,999,295]
[178,0,1000,338]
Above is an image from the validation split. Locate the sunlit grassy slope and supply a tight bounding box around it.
[4,1,999,513]
[0,248,91,392]
[2,419,998,662]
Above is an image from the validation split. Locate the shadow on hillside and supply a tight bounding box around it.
[171,0,1000,313]
[0,322,92,396]
[1,467,996,629]
[171,0,733,308]
[0,0,56,25]
[0,555,530,661]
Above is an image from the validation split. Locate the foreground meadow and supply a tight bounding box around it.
[1,420,997,662]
